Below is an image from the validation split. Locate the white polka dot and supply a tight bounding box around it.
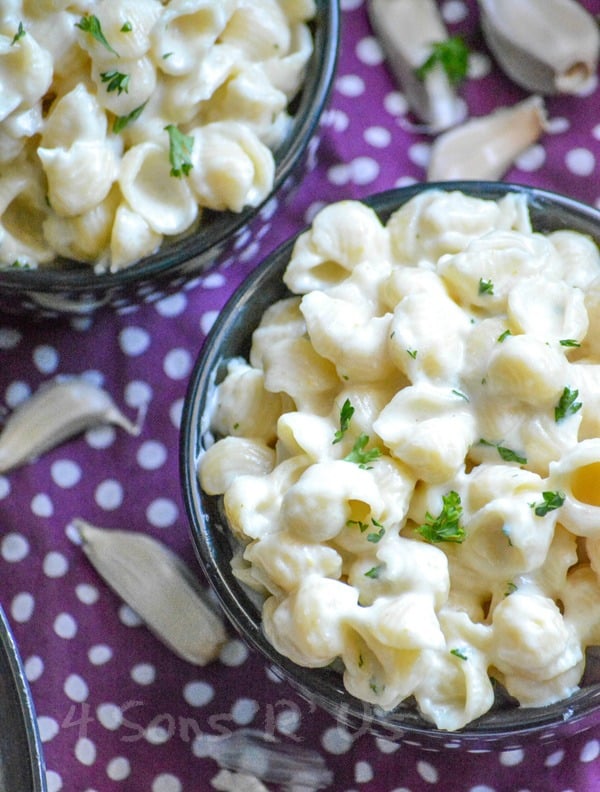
[355,760,374,783]
[97,703,123,731]
[146,498,178,528]
[163,347,192,380]
[94,479,124,510]
[321,726,354,755]
[356,36,383,67]
[33,345,59,374]
[467,787,496,792]
[408,141,431,168]
[515,144,546,172]
[327,157,379,186]
[0,327,22,349]
[364,126,391,148]
[375,737,400,754]
[54,612,77,639]
[545,748,565,767]
[441,0,469,23]
[417,760,439,783]
[219,639,249,667]
[169,398,184,430]
[124,380,153,409]
[200,310,219,335]
[31,493,53,517]
[119,327,151,356]
[2,532,30,562]
[155,293,187,317]
[85,425,117,450]
[565,147,596,176]
[38,716,60,742]
[322,107,350,132]
[580,739,600,762]
[11,591,35,622]
[500,748,524,767]
[200,272,226,289]
[467,52,493,80]
[51,459,82,488]
[546,116,570,134]
[106,757,131,781]
[76,584,99,605]
[131,663,156,685]
[75,737,96,765]
[136,440,168,471]
[119,604,143,627]
[152,774,182,792]
[183,680,214,707]
[145,720,173,745]
[341,0,362,9]
[275,706,301,735]
[45,770,62,792]
[6,380,31,408]
[0,476,10,499]
[43,551,68,578]
[384,91,409,116]
[24,655,44,682]
[88,644,113,665]
[336,74,365,98]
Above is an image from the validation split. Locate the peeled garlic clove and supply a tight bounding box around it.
[75,519,228,665]
[0,377,142,473]
[478,0,600,95]
[427,95,547,182]
[367,0,467,132]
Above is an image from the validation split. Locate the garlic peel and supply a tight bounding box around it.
[427,95,547,182]
[367,0,467,132]
[0,377,142,473]
[478,0,600,95]
[75,518,228,666]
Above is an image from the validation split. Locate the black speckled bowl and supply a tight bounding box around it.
[180,181,600,751]
[0,604,46,790]
[0,1,340,318]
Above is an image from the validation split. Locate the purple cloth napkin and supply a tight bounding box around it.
[1,1,600,790]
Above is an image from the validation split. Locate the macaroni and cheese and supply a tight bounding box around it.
[199,189,600,730]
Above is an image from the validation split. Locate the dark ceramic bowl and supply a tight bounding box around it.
[180,181,600,751]
[0,605,46,790]
[0,1,339,318]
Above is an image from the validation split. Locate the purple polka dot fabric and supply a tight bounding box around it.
[2,1,600,790]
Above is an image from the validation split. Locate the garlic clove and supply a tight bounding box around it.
[0,377,142,473]
[367,0,468,132]
[427,95,547,182]
[478,0,600,95]
[75,518,228,666]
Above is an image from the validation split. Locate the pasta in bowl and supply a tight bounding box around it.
[180,182,600,749]
[0,0,339,316]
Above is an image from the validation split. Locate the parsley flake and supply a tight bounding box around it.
[497,329,512,342]
[344,434,382,469]
[531,490,566,516]
[407,348,418,359]
[367,518,386,544]
[416,491,466,544]
[450,648,468,660]
[333,398,355,444]
[75,14,119,57]
[11,21,25,45]
[364,564,383,579]
[100,70,130,95]
[504,581,517,597]
[120,21,133,32]
[414,35,469,87]
[113,101,148,133]
[555,386,582,422]
[559,339,581,348]
[479,438,527,465]
[165,124,194,178]
[478,278,494,295]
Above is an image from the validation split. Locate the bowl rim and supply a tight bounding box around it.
[180,180,600,747]
[0,0,341,294]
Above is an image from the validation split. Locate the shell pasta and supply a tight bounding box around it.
[199,189,600,731]
[0,0,314,271]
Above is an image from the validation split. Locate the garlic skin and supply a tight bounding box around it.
[0,377,142,473]
[478,0,600,95]
[75,519,228,666]
[427,95,547,182]
[367,0,467,132]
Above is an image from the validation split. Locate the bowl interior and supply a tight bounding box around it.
[180,181,600,749]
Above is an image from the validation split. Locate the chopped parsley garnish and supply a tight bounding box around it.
[369,677,384,694]
[478,278,494,295]
[120,21,133,32]
[560,339,581,348]
[113,100,148,133]
[502,525,513,546]
[344,434,382,468]
[497,329,512,342]
[530,490,565,516]
[11,21,25,45]
[407,348,418,359]
[504,581,517,597]
[450,648,468,660]
[364,564,383,579]
[333,398,355,444]
[479,438,527,465]
[100,70,130,95]
[347,517,386,543]
[416,491,466,544]
[554,386,582,422]
[414,35,469,87]
[75,14,119,57]
[165,124,194,178]
[452,388,469,401]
